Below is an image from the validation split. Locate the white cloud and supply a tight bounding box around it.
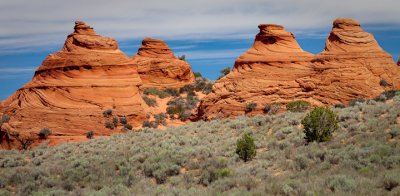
[0,0,399,53]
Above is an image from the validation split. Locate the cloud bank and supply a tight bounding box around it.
[0,0,399,53]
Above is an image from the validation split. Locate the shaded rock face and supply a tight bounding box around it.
[0,21,146,135]
[132,38,195,89]
[198,18,400,120]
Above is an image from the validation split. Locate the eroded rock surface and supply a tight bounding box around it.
[198,18,400,120]
[132,38,195,89]
[0,21,146,135]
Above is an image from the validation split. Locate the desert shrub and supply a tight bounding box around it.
[119,116,128,125]
[105,122,115,130]
[142,121,157,128]
[179,84,195,94]
[286,100,310,112]
[193,72,202,78]
[374,94,387,102]
[164,88,179,97]
[302,107,339,143]
[154,113,167,126]
[218,67,231,79]
[166,96,198,120]
[102,109,112,117]
[245,102,257,113]
[348,98,365,106]
[9,132,35,150]
[199,158,229,186]
[382,172,400,191]
[0,114,10,125]
[144,88,170,99]
[112,116,119,127]
[124,124,133,131]
[178,54,186,61]
[38,128,52,139]
[236,133,256,162]
[143,152,182,184]
[381,90,398,100]
[389,127,400,138]
[380,79,389,87]
[264,103,281,114]
[142,95,157,107]
[86,131,94,139]
[325,175,356,192]
[334,103,346,108]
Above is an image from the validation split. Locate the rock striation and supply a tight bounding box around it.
[198,18,400,120]
[311,18,400,103]
[0,21,147,136]
[132,38,195,89]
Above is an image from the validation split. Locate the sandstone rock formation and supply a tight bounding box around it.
[311,18,400,103]
[0,21,146,136]
[198,18,400,120]
[132,38,195,89]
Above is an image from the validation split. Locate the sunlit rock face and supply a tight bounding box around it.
[0,21,147,135]
[132,37,195,89]
[198,18,400,120]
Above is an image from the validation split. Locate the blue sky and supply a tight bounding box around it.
[0,0,399,101]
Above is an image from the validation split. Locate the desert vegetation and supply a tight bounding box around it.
[1,96,400,195]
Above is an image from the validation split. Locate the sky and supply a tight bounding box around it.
[0,0,399,101]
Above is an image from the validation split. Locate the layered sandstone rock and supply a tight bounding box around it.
[311,18,400,103]
[0,21,146,136]
[132,38,195,89]
[198,24,315,119]
[198,18,400,120]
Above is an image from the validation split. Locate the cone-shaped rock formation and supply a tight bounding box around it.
[0,21,146,135]
[198,18,400,120]
[132,38,195,89]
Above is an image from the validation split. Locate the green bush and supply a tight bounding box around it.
[166,96,198,120]
[264,103,281,114]
[302,107,339,143]
[86,131,94,139]
[119,117,128,125]
[102,109,112,117]
[193,72,202,78]
[325,175,356,192]
[142,95,157,107]
[154,113,167,126]
[380,79,389,87]
[245,103,257,113]
[124,124,133,131]
[142,121,157,128]
[348,98,365,106]
[105,122,115,130]
[164,88,179,97]
[38,128,52,139]
[144,88,171,99]
[334,104,346,108]
[218,67,231,79]
[286,100,310,112]
[236,133,256,162]
[112,116,119,127]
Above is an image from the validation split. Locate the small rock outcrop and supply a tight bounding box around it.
[198,18,400,120]
[132,38,195,89]
[0,21,146,135]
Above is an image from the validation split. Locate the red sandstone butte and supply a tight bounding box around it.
[132,38,195,89]
[0,21,146,138]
